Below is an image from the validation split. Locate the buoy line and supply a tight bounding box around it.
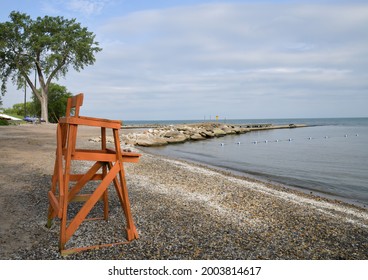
[218,134,360,146]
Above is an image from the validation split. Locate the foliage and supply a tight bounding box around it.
[3,102,35,117]
[0,11,102,122]
[32,83,72,123]
[3,83,71,122]
[0,119,9,126]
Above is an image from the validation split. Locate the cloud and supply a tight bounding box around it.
[67,0,109,16]
[32,2,368,119]
[41,0,111,17]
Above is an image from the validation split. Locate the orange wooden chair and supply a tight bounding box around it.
[46,93,140,255]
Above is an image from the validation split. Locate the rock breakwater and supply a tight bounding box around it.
[123,122,251,147]
[89,122,305,147]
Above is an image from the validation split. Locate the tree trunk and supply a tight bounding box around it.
[24,71,49,123]
[40,91,48,123]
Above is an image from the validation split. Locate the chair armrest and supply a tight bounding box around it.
[121,151,142,163]
[59,116,122,129]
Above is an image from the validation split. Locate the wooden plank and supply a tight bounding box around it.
[59,116,121,129]
[48,191,60,218]
[71,151,117,161]
[69,174,103,181]
[68,161,103,201]
[70,194,104,202]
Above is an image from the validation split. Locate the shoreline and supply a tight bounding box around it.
[133,121,368,209]
[141,146,367,209]
[1,124,367,259]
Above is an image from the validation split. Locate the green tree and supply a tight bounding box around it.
[33,83,72,123]
[0,11,102,123]
[3,102,35,117]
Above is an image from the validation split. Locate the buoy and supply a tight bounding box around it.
[220,143,224,146]
[264,140,268,143]
[344,134,348,137]
[253,141,258,144]
[356,134,359,136]
[275,139,279,142]
[308,137,312,140]
[288,138,292,141]
[237,142,241,145]
[324,136,328,139]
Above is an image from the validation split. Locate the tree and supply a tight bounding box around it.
[0,11,102,123]
[3,102,35,117]
[32,83,72,123]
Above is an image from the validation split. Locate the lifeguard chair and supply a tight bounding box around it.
[46,93,140,255]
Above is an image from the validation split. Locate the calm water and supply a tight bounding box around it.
[138,118,368,207]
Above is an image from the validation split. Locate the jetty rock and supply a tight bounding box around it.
[90,122,305,147]
[212,128,227,137]
[135,134,168,147]
[90,122,276,147]
[190,133,206,140]
[119,123,251,147]
[166,134,188,144]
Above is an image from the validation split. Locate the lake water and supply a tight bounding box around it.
[135,118,368,207]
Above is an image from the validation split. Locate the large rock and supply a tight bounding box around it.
[176,125,191,131]
[190,133,206,140]
[202,130,215,138]
[121,134,137,145]
[136,135,168,147]
[221,126,236,134]
[239,128,250,133]
[166,134,188,144]
[213,128,226,137]
[164,130,181,138]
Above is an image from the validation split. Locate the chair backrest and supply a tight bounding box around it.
[65,93,84,117]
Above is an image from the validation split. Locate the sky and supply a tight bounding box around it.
[0,0,367,120]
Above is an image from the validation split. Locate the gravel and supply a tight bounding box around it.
[1,125,367,260]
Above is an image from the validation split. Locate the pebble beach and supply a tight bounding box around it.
[0,124,367,260]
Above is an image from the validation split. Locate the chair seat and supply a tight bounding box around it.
[65,149,141,163]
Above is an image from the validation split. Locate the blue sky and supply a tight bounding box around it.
[1,0,367,120]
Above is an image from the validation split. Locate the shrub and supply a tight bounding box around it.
[0,119,9,125]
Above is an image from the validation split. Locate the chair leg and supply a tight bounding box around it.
[119,166,139,240]
[102,164,109,221]
[113,129,139,240]
[47,124,64,227]
[46,158,58,228]
[59,124,75,251]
